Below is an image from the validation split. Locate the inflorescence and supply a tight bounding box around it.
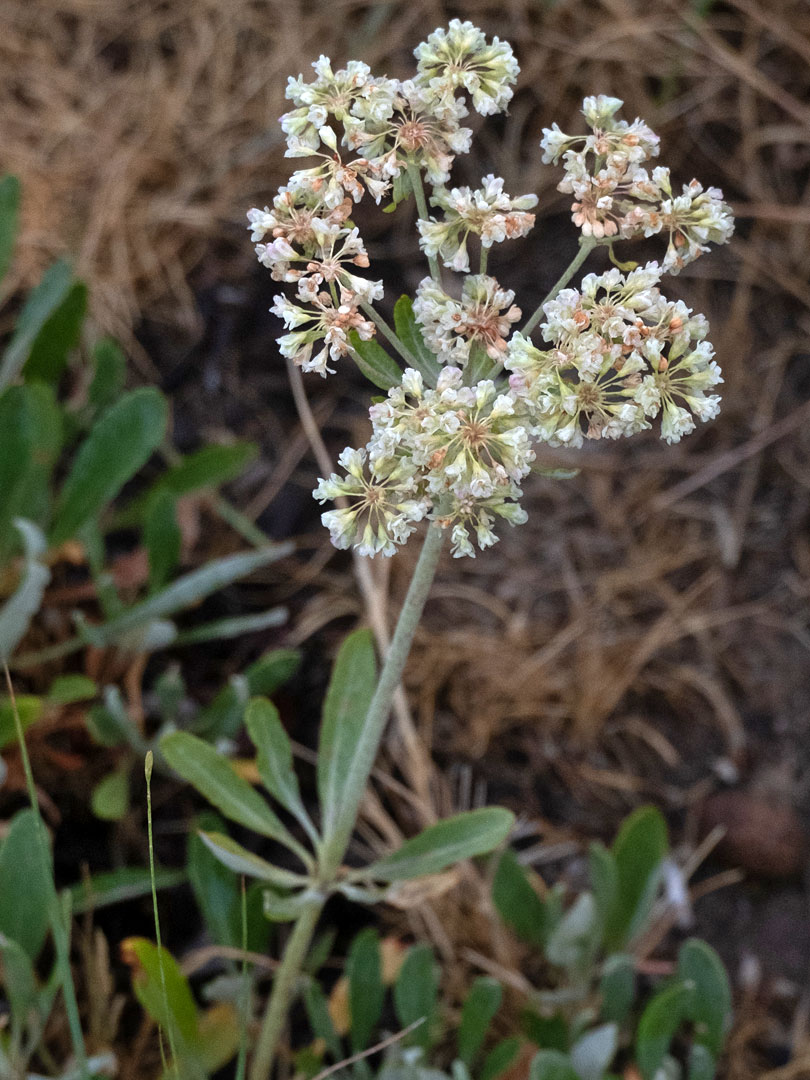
[251,21,734,558]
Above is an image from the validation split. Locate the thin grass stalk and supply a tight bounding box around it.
[3,664,90,1080]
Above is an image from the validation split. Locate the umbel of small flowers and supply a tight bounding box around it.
[250,23,734,558]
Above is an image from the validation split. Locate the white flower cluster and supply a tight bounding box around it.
[413,274,521,365]
[315,368,532,558]
[417,175,537,272]
[314,261,722,559]
[541,95,734,272]
[506,262,723,446]
[251,22,520,377]
[255,28,733,558]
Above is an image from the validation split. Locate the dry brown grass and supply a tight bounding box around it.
[4,0,810,1074]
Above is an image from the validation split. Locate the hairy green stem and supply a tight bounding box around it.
[249,522,445,1078]
[3,665,90,1080]
[406,163,442,284]
[359,302,418,368]
[248,901,323,1080]
[479,245,489,276]
[320,520,445,876]
[521,237,598,337]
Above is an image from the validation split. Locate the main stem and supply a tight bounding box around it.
[249,523,445,1080]
[248,901,321,1080]
[521,237,598,337]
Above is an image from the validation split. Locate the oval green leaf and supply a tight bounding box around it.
[347,331,402,391]
[636,982,694,1080]
[362,807,514,882]
[678,938,732,1056]
[458,977,502,1067]
[317,628,377,844]
[197,831,307,889]
[51,387,168,545]
[528,1050,580,1080]
[160,730,298,852]
[0,809,52,960]
[607,806,668,949]
[0,259,73,391]
[246,697,317,843]
[492,849,547,948]
[347,927,384,1052]
[0,175,21,286]
[393,944,438,1049]
[393,295,441,387]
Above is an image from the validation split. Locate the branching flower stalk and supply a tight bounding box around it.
[247,19,734,1078]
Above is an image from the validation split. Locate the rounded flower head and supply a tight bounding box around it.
[413,274,521,366]
[313,448,429,557]
[541,97,733,265]
[418,175,537,271]
[507,263,721,445]
[414,20,519,116]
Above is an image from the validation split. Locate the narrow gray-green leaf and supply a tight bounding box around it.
[0,520,50,661]
[0,175,21,287]
[161,730,298,850]
[197,831,307,888]
[80,543,292,647]
[0,259,73,391]
[348,331,402,391]
[70,866,186,914]
[0,386,36,560]
[196,647,301,740]
[147,443,258,503]
[188,811,242,947]
[51,387,168,545]
[246,697,317,842]
[262,886,315,922]
[393,295,441,387]
[317,628,377,842]
[362,808,514,882]
[0,933,38,1023]
[172,606,287,647]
